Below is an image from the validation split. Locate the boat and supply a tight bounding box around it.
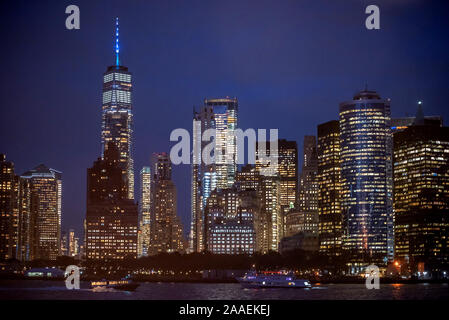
[91,277,140,291]
[237,270,311,289]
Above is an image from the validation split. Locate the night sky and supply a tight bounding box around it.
[1,0,448,240]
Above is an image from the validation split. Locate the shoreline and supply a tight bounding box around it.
[1,275,448,285]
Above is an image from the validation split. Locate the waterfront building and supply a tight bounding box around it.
[0,154,18,260]
[393,122,449,274]
[317,120,342,256]
[85,142,138,260]
[21,164,62,260]
[339,89,393,270]
[204,188,257,255]
[101,18,134,200]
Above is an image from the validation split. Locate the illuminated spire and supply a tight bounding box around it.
[115,17,120,67]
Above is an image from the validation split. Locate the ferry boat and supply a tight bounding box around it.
[237,271,311,289]
[91,277,139,291]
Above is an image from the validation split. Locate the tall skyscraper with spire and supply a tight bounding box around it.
[101,18,134,200]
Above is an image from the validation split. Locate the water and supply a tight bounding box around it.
[0,280,447,300]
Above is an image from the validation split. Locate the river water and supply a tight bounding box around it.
[0,280,447,300]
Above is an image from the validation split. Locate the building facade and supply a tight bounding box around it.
[339,89,393,270]
[256,142,282,253]
[85,143,138,260]
[149,153,184,255]
[297,135,319,235]
[0,154,18,260]
[138,166,151,257]
[21,164,62,261]
[190,97,239,253]
[278,139,298,215]
[204,188,257,255]
[317,120,342,256]
[393,124,449,274]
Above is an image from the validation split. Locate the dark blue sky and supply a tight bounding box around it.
[1,0,448,239]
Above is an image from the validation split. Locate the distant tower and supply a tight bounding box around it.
[339,89,393,271]
[101,17,134,200]
[138,166,151,257]
[150,153,184,255]
[298,136,319,234]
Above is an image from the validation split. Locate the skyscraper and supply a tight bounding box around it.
[85,142,138,260]
[150,153,184,255]
[278,139,298,215]
[101,18,134,200]
[138,166,151,257]
[317,120,342,256]
[297,136,319,235]
[0,154,18,260]
[21,164,62,260]
[190,97,238,253]
[255,141,282,253]
[393,123,449,273]
[339,89,393,270]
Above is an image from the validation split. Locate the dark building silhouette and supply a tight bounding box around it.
[85,142,138,260]
[0,154,18,260]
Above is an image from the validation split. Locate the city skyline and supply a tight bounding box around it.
[1,1,449,240]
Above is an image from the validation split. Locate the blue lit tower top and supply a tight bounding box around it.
[115,17,120,67]
[101,17,134,200]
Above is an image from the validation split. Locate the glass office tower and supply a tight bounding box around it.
[190,97,238,253]
[339,89,393,271]
[21,164,62,261]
